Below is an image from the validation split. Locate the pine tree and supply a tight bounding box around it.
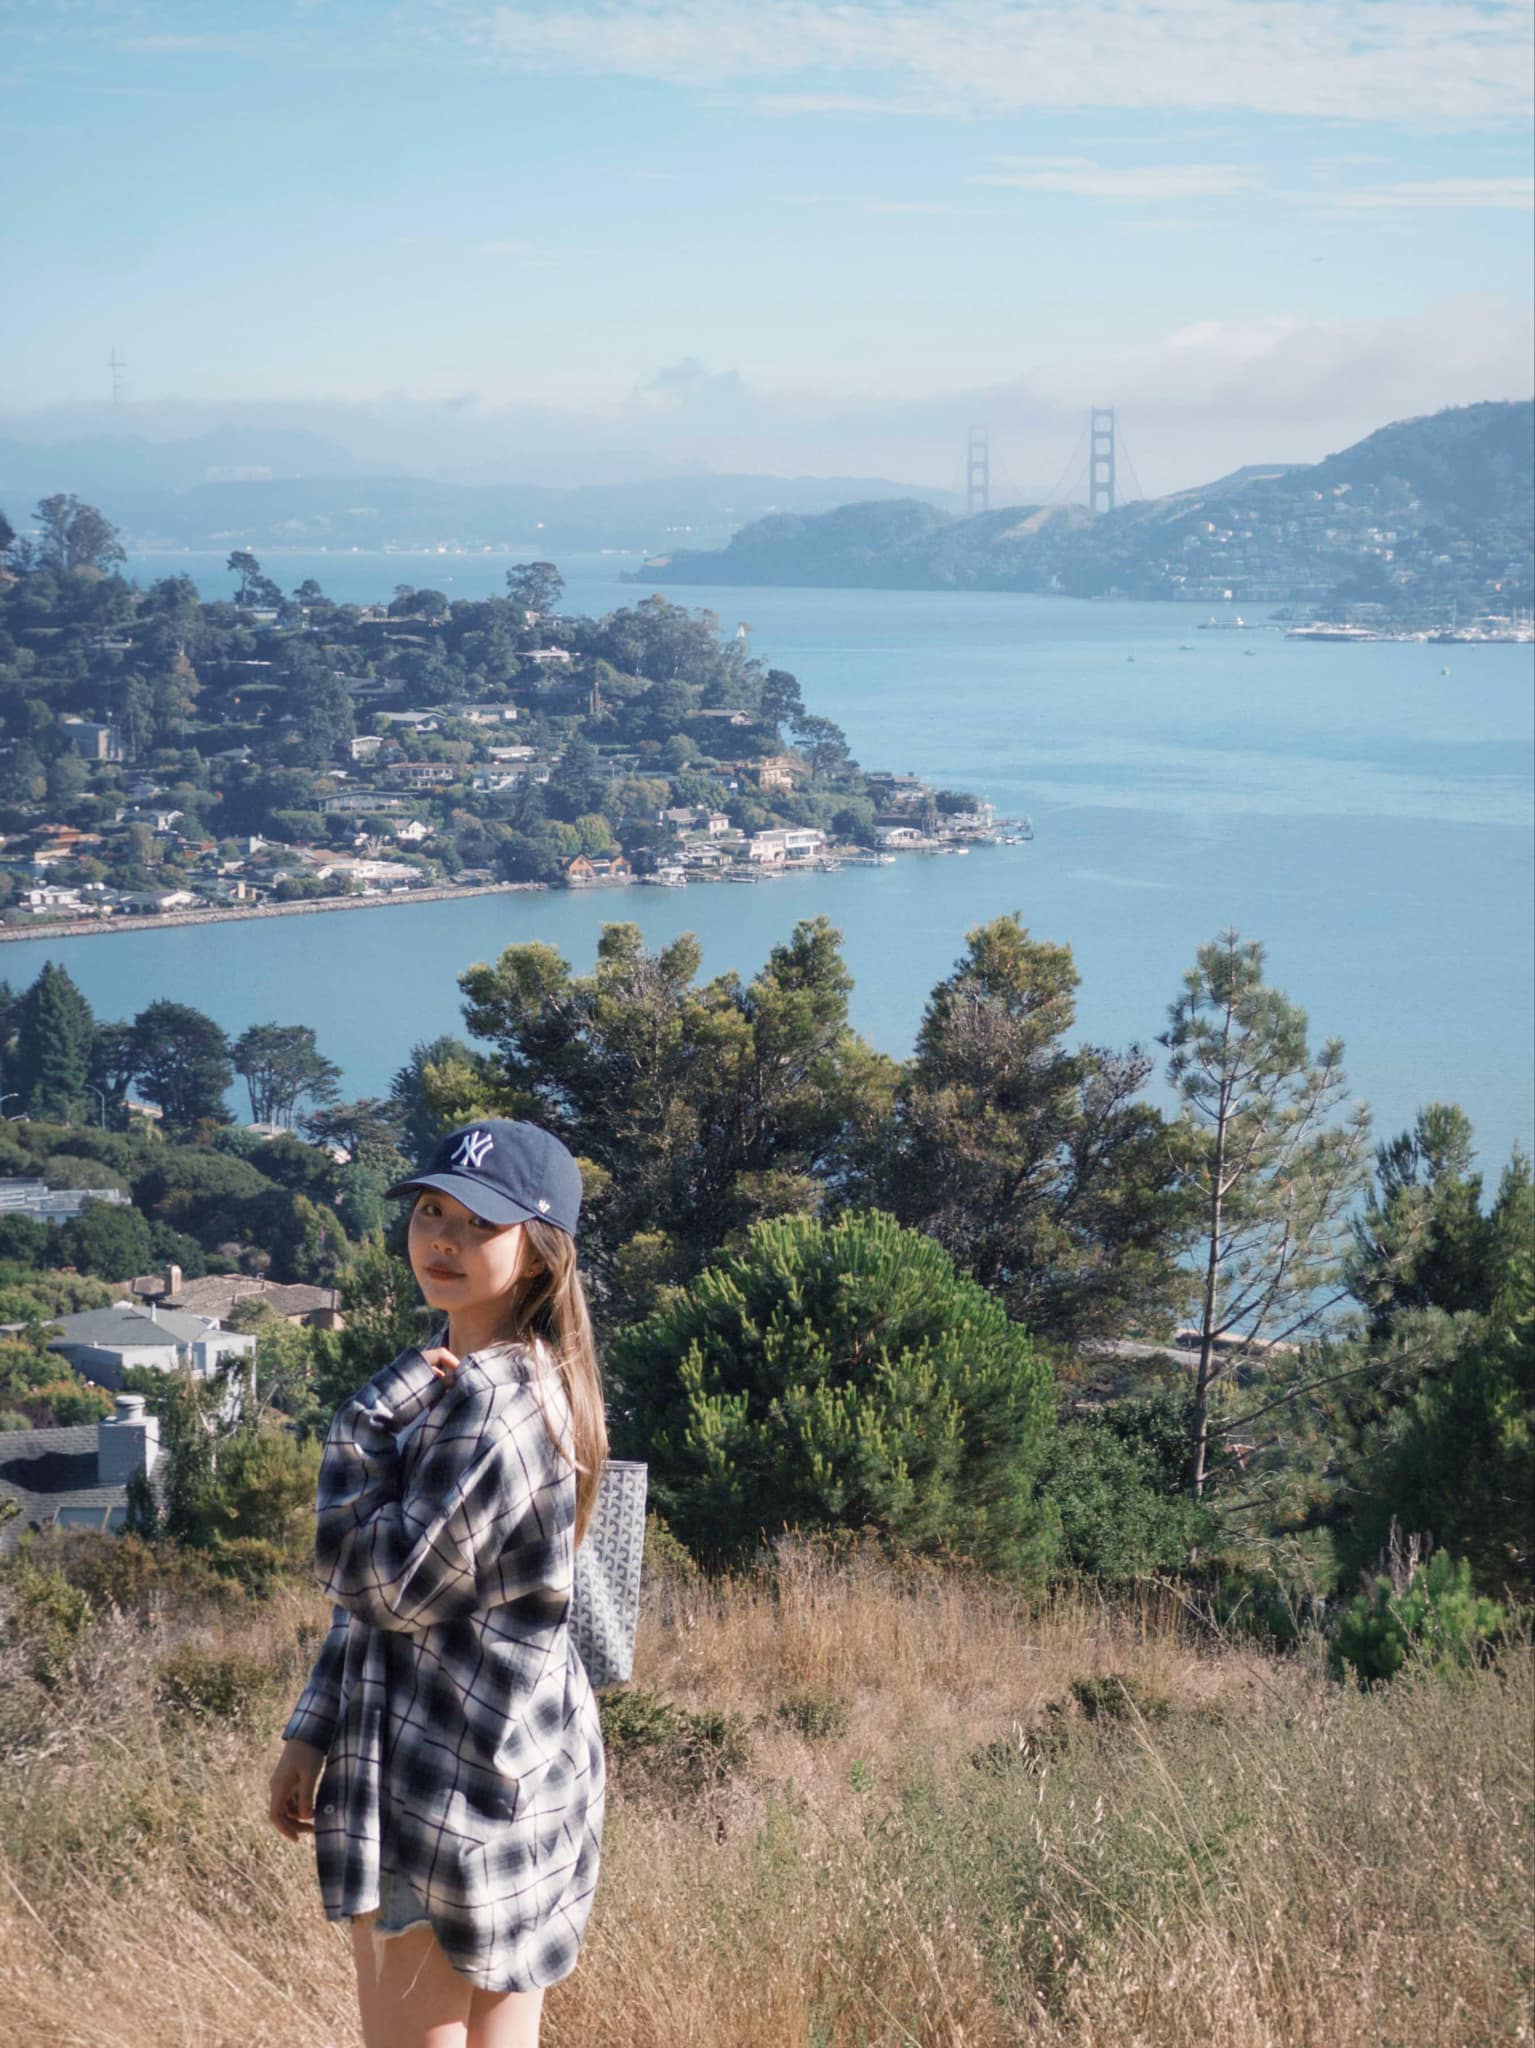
[1159,929,1372,1501]
[13,962,95,1122]
[610,1206,1062,1580]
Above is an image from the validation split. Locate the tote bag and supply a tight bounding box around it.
[568,1458,648,1688]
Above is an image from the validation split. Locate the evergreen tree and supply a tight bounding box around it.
[13,961,95,1122]
[1348,1103,1496,1336]
[876,914,1191,1346]
[610,1207,1061,1580]
[130,1000,233,1129]
[1158,929,1372,1500]
[232,1022,341,1127]
[456,916,898,1326]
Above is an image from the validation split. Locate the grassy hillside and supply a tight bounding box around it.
[1,1529,1529,2046]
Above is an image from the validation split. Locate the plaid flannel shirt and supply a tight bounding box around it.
[282,1336,606,1993]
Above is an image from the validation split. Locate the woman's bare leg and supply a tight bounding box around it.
[349,1912,544,2048]
[467,1979,545,2048]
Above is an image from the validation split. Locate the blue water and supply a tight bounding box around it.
[5,549,1530,1169]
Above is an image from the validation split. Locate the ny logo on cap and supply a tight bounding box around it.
[451,1128,495,1170]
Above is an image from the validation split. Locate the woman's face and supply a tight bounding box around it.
[407,1187,529,1317]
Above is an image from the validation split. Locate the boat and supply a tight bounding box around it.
[1284,623,1377,642]
[1197,615,1248,630]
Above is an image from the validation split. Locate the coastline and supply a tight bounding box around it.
[0,878,549,945]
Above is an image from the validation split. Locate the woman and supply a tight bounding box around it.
[269,1117,609,2048]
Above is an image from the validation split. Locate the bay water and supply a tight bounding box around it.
[5,548,1530,1169]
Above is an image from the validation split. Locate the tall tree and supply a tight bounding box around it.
[505,561,564,618]
[232,1023,342,1128]
[877,915,1191,1347]
[453,916,898,1325]
[1348,1103,1497,1337]
[12,962,95,1121]
[1158,929,1372,1499]
[544,730,606,821]
[87,1021,141,1127]
[33,494,126,574]
[130,1000,234,1129]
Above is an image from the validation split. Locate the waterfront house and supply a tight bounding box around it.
[0,1395,167,1554]
[564,853,633,886]
[120,888,201,913]
[877,825,928,848]
[749,827,825,863]
[746,838,786,866]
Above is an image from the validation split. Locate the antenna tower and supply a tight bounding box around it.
[966,426,990,516]
[1089,407,1116,516]
[109,346,127,406]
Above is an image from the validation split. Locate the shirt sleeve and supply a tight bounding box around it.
[312,1346,561,1634]
[281,1601,351,1750]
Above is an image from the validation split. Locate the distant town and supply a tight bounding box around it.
[0,509,1014,937]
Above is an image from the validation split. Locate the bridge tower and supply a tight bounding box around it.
[1089,407,1116,517]
[966,426,990,516]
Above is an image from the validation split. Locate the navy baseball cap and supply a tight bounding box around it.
[385,1118,582,1236]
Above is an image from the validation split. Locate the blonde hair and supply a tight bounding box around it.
[495,1216,609,1550]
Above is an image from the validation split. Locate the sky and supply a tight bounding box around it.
[1,0,1532,492]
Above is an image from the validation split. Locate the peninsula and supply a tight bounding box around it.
[0,519,999,937]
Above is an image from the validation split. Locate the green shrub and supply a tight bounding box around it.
[3,1555,95,1687]
[1329,1542,1509,1689]
[1070,1672,1173,1724]
[611,1207,1061,1581]
[153,1643,276,1724]
[597,1683,752,1793]
[773,1688,850,1740]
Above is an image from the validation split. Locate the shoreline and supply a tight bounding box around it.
[0,878,549,945]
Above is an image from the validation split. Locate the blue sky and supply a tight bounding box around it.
[2,0,1531,489]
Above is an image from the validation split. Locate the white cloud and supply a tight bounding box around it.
[972,157,1255,199]
[464,0,1534,125]
[1324,177,1534,210]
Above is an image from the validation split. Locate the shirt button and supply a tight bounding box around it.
[321,1802,335,1814]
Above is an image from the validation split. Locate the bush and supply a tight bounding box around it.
[1329,1529,1509,1688]
[597,1684,752,1794]
[153,1642,276,1724]
[611,1208,1061,1581]
[2,1554,95,1687]
[773,1689,850,1740]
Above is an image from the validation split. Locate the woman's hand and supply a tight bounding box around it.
[421,1345,461,1386]
[268,1737,326,1843]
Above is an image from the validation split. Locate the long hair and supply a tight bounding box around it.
[494,1215,609,1550]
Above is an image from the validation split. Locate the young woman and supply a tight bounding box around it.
[269,1117,609,2048]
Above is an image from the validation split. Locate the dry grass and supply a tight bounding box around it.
[0,1536,1529,2048]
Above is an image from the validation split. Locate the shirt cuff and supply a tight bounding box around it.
[282,1700,337,1749]
[357,1346,443,1431]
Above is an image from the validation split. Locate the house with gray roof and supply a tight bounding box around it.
[45,1304,256,1391]
[0,1394,166,1555]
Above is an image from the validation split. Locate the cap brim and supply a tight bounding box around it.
[383,1171,539,1226]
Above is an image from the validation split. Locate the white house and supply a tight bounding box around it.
[749,827,825,862]
[393,819,433,844]
[46,1305,257,1391]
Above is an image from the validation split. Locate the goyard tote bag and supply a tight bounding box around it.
[568,1458,648,1687]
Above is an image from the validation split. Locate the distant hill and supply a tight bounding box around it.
[0,455,955,556]
[635,401,1534,615]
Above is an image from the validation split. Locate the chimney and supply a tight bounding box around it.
[163,1262,182,1302]
[98,1393,160,1488]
